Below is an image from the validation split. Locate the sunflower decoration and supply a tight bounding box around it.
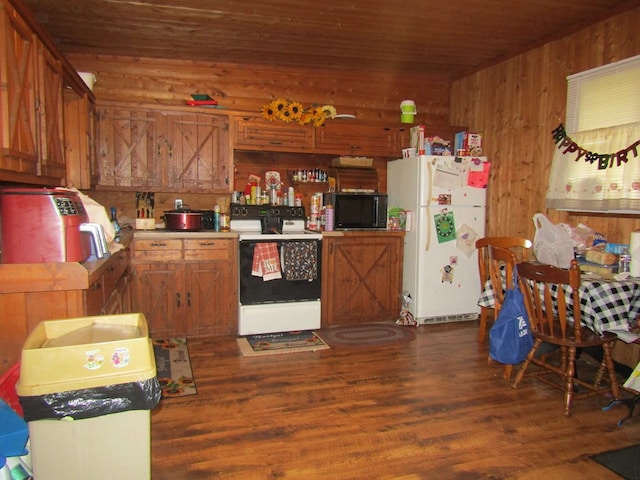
[261,102,278,122]
[287,101,304,121]
[260,99,337,126]
[321,105,337,120]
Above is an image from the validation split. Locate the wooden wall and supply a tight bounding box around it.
[66,54,452,127]
[450,6,640,245]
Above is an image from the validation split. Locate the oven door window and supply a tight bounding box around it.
[239,240,322,305]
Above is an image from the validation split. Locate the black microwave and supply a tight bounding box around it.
[323,193,388,229]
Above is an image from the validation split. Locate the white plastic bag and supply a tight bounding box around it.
[532,213,574,268]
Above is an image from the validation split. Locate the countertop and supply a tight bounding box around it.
[133,229,238,239]
[133,229,405,239]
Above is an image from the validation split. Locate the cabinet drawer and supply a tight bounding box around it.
[86,276,105,315]
[104,248,130,293]
[134,239,183,261]
[184,239,230,261]
[234,117,313,150]
[135,239,183,251]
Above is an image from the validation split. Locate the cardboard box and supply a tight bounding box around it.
[454,131,483,156]
[612,341,640,369]
[410,125,426,154]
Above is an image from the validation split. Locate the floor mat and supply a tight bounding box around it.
[152,337,197,398]
[237,330,329,356]
[592,444,640,480]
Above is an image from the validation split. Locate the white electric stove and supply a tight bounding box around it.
[232,204,322,335]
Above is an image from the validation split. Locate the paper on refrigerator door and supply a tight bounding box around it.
[432,161,465,189]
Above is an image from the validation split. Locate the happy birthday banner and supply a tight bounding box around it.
[552,123,640,170]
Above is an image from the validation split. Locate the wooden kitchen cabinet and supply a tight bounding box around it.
[132,236,238,338]
[162,111,230,191]
[96,106,231,192]
[0,234,134,375]
[63,89,97,189]
[322,232,404,326]
[233,115,314,152]
[95,107,163,188]
[0,0,65,186]
[315,123,398,157]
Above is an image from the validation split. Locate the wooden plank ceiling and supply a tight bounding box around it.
[20,0,638,78]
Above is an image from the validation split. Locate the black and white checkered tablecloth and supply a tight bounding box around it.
[478,277,640,335]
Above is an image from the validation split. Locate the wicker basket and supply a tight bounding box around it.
[331,157,374,168]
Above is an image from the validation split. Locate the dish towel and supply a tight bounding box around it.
[252,242,282,281]
[282,241,318,281]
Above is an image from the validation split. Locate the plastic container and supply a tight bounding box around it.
[0,400,28,458]
[400,100,417,123]
[0,364,22,416]
[16,314,160,480]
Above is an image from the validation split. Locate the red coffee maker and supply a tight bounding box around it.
[0,188,91,263]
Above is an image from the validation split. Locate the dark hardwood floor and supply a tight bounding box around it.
[150,321,639,479]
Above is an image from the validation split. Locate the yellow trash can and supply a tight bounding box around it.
[15,313,160,480]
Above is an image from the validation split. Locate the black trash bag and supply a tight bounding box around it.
[19,377,161,422]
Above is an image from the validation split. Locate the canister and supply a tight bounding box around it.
[219,213,230,232]
[311,193,323,214]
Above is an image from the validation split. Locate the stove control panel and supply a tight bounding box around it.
[231,203,306,220]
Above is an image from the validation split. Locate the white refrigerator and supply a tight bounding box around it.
[387,155,488,324]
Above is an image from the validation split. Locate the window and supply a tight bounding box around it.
[546,55,640,213]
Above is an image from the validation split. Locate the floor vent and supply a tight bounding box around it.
[418,313,478,325]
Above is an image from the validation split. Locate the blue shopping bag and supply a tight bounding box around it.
[489,271,534,365]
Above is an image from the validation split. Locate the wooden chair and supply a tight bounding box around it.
[487,244,519,378]
[476,236,533,342]
[511,260,620,416]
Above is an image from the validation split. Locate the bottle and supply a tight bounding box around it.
[213,204,221,231]
[288,186,295,206]
[325,205,334,231]
[618,248,631,273]
[110,207,121,234]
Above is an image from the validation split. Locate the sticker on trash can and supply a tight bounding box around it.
[84,349,104,370]
[111,347,131,368]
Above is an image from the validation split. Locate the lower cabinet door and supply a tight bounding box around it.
[322,235,403,326]
[133,262,183,338]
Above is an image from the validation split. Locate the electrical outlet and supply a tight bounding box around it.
[174,198,183,209]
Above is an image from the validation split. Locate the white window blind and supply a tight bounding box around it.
[546,55,640,213]
[566,55,640,133]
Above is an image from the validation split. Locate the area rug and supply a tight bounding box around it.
[319,322,416,348]
[152,337,197,398]
[592,444,640,479]
[237,330,329,357]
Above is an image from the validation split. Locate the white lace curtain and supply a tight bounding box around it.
[546,122,640,212]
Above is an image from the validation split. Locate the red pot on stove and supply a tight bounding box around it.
[163,209,204,231]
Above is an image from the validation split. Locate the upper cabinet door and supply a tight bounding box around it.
[0,2,66,185]
[315,123,398,157]
[96,107,162,188]
[35,42,65,180]
[164,112,230,192]
[233,115,314,152]
[0,3,38,176]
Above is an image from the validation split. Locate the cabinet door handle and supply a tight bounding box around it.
[176,292,181,307]
[151,242,167,247]
[200,241,216,247]
[187,291,191,307]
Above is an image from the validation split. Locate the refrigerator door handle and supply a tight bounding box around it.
[425,208,432,251]
[426,158,433,206]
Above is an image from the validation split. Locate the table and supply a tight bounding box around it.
[478,275,640,335]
